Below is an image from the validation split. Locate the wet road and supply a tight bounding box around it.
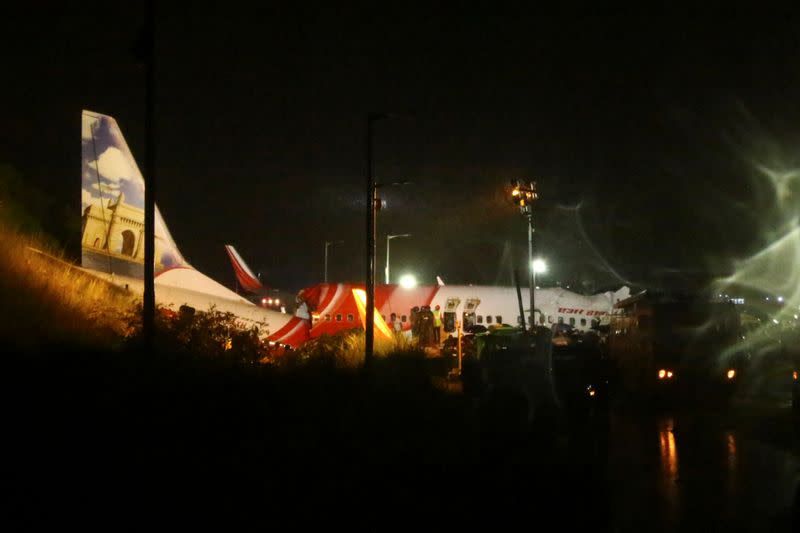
[600,404,800,532]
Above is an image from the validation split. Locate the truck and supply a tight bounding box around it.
[607,290,744,404]
[461,325,609,435]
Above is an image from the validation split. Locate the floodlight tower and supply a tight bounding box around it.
[509,180,539,329]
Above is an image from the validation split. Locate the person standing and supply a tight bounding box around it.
[390,312,402,336]
[418,305,434,347]
[432,304,442,345]
[410,306,420,339]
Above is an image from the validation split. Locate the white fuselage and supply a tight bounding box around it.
[425,285,625,332]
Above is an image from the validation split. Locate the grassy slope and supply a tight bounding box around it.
[0,227,137,350]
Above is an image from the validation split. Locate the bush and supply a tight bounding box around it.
[122,304,270,364]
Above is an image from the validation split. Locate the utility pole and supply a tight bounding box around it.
[143,0,156,351]
[365,113,380,368]
[365,113,408,367]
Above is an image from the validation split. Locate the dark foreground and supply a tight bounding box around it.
[2,346,799,530]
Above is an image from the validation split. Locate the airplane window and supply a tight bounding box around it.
[401,315,407,322]
[547,316,554,324]
[477,315,483,324]
[325,314,331,321]
[517,315,524,326]
[496,316,502,324]
[558,316,564,324]
[336,314,342,322]
[580,318,586,326]
[347,314,354,322]
[539,315,544,325]
[569,317,575,326]
[486,315,492,324]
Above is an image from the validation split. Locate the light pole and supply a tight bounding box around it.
[366,113,387,369]
[385,233,411,284]
[324,240,344,283]
[142,0,156,351]
[366,112,411,367]
[532,258,547,323]
[509,180,539,329]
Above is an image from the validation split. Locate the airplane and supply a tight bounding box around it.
[223,245,630,341]
[224,244,293,313]
[296,282,630,339]
[79,110,309,348]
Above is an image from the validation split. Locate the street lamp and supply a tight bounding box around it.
[385,233,411,284]
[324,240,344,283]
[509,179,539,328]
[399,274,417,289]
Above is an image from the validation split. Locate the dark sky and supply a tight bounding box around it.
[3,6,800,293]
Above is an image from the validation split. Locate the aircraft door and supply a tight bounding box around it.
[462,298,480,331]
[443,297,461,333]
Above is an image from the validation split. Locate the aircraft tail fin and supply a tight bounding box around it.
[224,244,264,293]
[80,110,189,277]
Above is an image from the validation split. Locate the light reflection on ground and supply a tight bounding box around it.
[603,407,799,532]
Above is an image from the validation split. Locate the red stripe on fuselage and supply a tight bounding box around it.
[304,283,440,337]
[268,316,310,347]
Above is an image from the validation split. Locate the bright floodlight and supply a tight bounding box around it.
[532,258,547,274]
[399,274,417,289]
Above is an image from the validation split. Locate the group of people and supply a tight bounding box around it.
[389,304,443,348]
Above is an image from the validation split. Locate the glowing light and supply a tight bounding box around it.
[794,371,798,381]
[778,296,785,303]
[261,298,267,304]
[512,189,520,196]
[658,369,666,379]
[352,288,394,340]
[267,298,273,305]
[659,422,679,481]
[532,258,547,274]
[667,371,674,379]
[274,298,280,305]
[399,274,417,289]
[773,319,780,324]
[727,369,736,380]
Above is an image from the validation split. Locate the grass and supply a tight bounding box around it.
[0,225,137,350]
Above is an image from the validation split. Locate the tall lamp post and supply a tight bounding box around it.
[509,180,539,329]
[366,112,411,367]
[324,240,344,283]
[366,113,388,368]
[385,233,411,284]
[532,258,547,322]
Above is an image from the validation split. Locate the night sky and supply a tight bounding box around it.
[3,6,800,294]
